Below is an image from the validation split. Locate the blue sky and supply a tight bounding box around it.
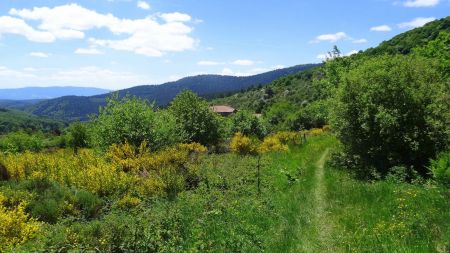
[0,0,448,90]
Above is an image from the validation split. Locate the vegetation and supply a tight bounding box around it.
[24,64,318,121]
[0,108,63,134]
[0,15,449,253]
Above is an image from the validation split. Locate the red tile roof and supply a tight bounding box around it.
[210,105,236,113]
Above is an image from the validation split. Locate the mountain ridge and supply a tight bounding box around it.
[26,64,320,121]
[0,86,111,100]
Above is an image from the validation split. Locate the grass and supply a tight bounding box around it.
[3,134,450,252]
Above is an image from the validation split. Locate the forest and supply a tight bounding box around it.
[0,15,449,253]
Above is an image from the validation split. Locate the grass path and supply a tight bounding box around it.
[313,148,335,252]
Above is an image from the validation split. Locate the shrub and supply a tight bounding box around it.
[0,194,41,251]
[92,94,156,149]
[230,132,258,156]
[431,152,450,186]
[330,55,449,177]
[169,90,222,146]
[116,195,142,209]
[66,122,90,153]
[0,132,44,153]
[74,190,103,219]
[230,110,267,139]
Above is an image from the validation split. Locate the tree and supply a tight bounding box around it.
[230,110,266,139]
[169,90,222,146]
[67,122,89,153]
[331,55,449,177]
[92,95,155,149]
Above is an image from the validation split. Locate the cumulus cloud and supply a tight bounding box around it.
[0,16,55,42]
[403,0,440,7]
[75,48,103,55]
[4,4,196,57]
[232,59,255,66]
[398,17,436,29]
[137,1,151,10]
[197,61,223,66]
[158,12,192,23]
[30,52,49,58]
[370,25,392,32]
[311,32,349,43]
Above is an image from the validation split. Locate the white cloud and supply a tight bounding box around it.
[0,66,150,90]
[30,52,49,58]
[311,32,349,43]
[137,1,151,10]
[7,4,196,57]
[403,0,440,7]
[197,61,223,66]
[158,12,192,23]
[75,48,104,55]
[398,17,436,29]
[352,38,368,44]
[232,59,255,66]
[370,25,392,32]
[0,16,55,42]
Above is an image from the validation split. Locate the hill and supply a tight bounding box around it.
[213,16,450,114]
[26,64,319,121]
[0,108,64,134]
[0,86,110,100]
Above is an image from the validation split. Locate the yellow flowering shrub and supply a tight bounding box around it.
[271,131,301,145]
[258,136,289,154]
[116,195,142,209]
[0,193,41,252]
[230,132,258,156]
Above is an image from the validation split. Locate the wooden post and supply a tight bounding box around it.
[257,155,261,196]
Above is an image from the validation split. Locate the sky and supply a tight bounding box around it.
[0,0,448,90]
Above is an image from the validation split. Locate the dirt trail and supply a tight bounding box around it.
[314,148,336,252]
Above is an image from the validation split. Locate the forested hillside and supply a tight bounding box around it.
[214,16,450,132]
[26,64,318,121]
[0,108,63,134]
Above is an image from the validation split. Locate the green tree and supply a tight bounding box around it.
[331,55,449,177]
[169,90,222,146]
[264,102,296,132]
[67,122,89,153]
[413,31,450,73]
[92,95,155,149]
[230,110,266,139]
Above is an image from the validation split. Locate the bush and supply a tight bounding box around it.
[431,152,450,186]
[169,90,222,146]
[92,95,156,149]
[66,122,90,153]
[0,193,41,251]
[0,132,45,153]
[74,190,103,219]
[330,55,449,177]
[230,132,258,156]
[230,110,267,139]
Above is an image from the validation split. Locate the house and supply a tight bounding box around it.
[210,105,236,117]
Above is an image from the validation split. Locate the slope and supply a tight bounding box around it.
[26,64,319,121]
